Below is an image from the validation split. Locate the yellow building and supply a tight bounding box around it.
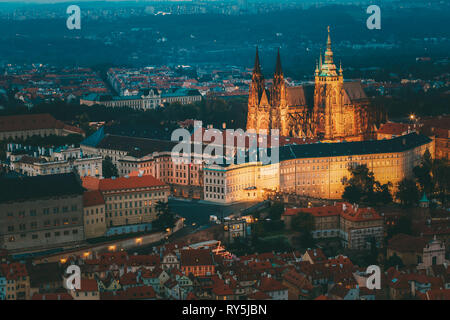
[204,133,433,203]
[82,175,170,228]
[279,132,433,199]
[0,262,30,300]
[203,161,279,204]
[83,191,107,239]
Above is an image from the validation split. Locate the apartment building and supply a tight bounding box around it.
[83,191,107,239]
[82,175,170,229]
[282,202,384,250]
[9,148,102,178]
[0,262,30,300]
[0,113,84,141]
[80,89,162,110]
[0,173,85,253]
[81,131,204,198]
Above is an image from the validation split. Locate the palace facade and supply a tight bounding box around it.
[203,133,434,203]
[246,27,384,141]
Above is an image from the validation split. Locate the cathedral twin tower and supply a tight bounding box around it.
[246,27,379,141]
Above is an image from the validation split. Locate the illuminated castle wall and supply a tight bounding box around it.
[203,133,434,203]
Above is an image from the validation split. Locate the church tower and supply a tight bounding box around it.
[270,49,288,136]
[314,26,345,140]
[247,47,268,133]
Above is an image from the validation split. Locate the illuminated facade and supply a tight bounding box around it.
[246,27,382,141]
[279,133,433,199]
[82,175,169,228]
[204,133,433,203]
[203,161,279,204]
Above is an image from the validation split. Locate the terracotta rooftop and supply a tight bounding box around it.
[180,249,214,267]
[82,175,166,192]
[248,290,272,300]
[32,293,73,300]
[83,190,105,207]
[258,277,287,293]
[377,122,412,135]
[388,234,427,253]
[0,113,63,132]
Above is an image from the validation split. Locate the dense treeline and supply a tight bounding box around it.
[371,87,450,119]
[0,97,249,133]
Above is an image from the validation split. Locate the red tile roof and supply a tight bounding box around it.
[283,203,382,222]
[304,248,327,264]
[82,176,100,190]
[120,272,138,286]
[282,270,313,293]
[101,285,156,300]
[0,113,63,132]
[99,175,166,191]
[314,295,331,300]
[180,249,214,267]
[248,290,272,300]
[422,288,450,300]
[78,278,99,292]
[377,122,412,135]
[83,175,167,191]
[32,293,74,300]
[387,234,427,253]
[258,277,287,293]
[83,190,105,207]
[212,283,234,296]
[0,262,28,280]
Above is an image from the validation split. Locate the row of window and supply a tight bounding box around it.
[6,205,78,218]
[7,217,79,231]
[7,229,79,242]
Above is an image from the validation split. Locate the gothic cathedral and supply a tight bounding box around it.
[246,27,383,141]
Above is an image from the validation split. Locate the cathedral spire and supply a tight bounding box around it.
[324,26,334,65]
[275,48,283,76]
[327,26,332,51]
[319,50,323,71]
[254,46,262,75]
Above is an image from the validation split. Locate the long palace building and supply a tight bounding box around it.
[204,132,434,203]
[246,27,384,141]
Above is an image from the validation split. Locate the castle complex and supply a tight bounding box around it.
[246,27,383,141]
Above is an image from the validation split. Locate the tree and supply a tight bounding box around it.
[413,148,434,194]
[387,215,412,239]
[374,181,393,205]
[342,164,393,205]
[291,212,315,248]
[268,201,284,221]
[102,156,118,178]
[395,178,420,207]
[432,159,450,207]
[385,253,404,270]
[153,201,176,231]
